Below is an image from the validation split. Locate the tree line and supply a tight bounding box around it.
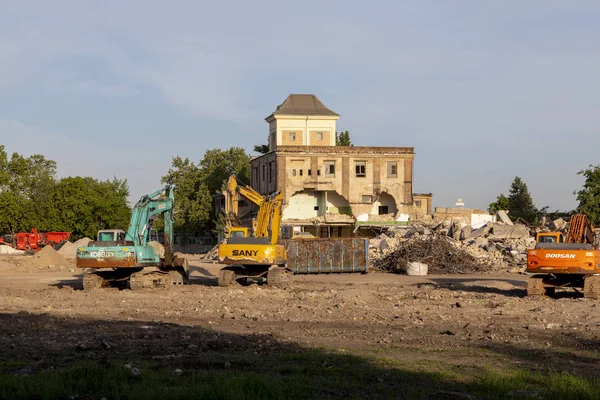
[0,145,130,240]
[488,166,600,226]
[4,139,600,243]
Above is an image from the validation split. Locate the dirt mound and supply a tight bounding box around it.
[374,235,491,275]
[73,237,92,247]
[21,246,70,270]
[0,260,17,271]
[58,241,77,257]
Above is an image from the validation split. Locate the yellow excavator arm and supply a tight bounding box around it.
[223,175,283,245]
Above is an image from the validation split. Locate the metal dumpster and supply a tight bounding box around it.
[281,238,369,274]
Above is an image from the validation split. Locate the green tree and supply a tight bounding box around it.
[162,147,251,239]
[52,176,131,240]
[336,131,352,146]
[488,194,509,214]
[575,165,600,225]
[507,176,538,224]
[162,157,213,238]
[253,136,270,155]
[0,144,131,239]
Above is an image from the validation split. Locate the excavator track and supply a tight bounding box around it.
[129,270,173,290]
[218,269,237,287]
[267,266,291,289]
[583,275,600,300]
[527,275,546,297]
[83,271,105,291]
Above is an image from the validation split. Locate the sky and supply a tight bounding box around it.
[1,0,599,212]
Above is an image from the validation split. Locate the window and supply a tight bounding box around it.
[262,165,265,181]
[379,206,389,215]
[324,161,335,177]
[415,200,422,207]
[308,169,312,176]
[289,132,296,141]
[362,195,373,203]
[317,169,321,176]
[292,169,297,176]
[299,169,303,176]
[387,161,398,178]
[269,162,275,183]
[355,161,366,177]
[316,131,323,141]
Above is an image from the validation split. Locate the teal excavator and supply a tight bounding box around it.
[76,185,188,290]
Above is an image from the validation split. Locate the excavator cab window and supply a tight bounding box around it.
[230,230,246,238]
[98,232,115,241]
[539,236,557,243]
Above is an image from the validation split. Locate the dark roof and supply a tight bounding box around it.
[269,94,339,118]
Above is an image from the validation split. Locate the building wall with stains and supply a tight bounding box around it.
[251,146,415,222]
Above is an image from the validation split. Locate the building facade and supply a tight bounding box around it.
[250,94,426,237]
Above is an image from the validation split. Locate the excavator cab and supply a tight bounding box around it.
[536,232,564,244]
[97,229,126,242]
[227,227,249,239]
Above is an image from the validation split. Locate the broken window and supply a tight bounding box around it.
[355,161,366,177]
[379,206,389,215]
[308,169,312,176]
[415,200,422,207]
[387,161,398,178]
[289,132,296,141]
[362,195,372,203]
[269,162,275,183]
[324,161,336,177]
[317,169,321,176]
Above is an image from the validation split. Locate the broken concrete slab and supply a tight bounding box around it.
[491,224,530,240]
[470,222,493,239]
[549,218,567,231]
[475,237,489,247]
[460,225,472,241]
[496,210,513,225]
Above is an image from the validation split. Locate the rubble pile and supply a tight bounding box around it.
[374,235,488,274]
[371,220,537,275]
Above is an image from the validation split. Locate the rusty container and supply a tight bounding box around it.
[281,238,369,274]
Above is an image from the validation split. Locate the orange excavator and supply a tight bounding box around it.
[527,214,599,298]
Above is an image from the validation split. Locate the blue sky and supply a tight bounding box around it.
[1,1,599,212]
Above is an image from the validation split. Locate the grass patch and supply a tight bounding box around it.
[0,352,599,399]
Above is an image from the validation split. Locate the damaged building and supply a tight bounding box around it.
[250,94,429,237]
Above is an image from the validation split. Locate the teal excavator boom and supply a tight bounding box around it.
[76,185,188,290]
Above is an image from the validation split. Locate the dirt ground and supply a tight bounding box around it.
[0,253,599,390]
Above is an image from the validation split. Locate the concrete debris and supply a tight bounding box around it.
[496,210,514,225]
[371,219,535,274]
[0,245,25,255]
[549,218,567,232]
[490,224,530,240]
[148,241,165,258]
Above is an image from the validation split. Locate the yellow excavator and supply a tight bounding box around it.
[217,175,290,287]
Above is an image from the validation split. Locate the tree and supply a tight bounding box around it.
[336,131,352,146]
[162,157,213,238]
[575,165,600,225]
[488,194,509,214]
[0,144,131,240]
[507,176,538,224]
[162,147,252,239]
[253,135,270,155]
